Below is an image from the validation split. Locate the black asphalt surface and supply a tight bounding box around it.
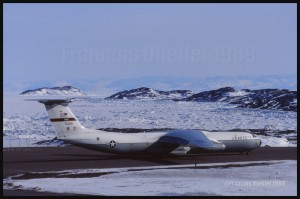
[3,146,297,196]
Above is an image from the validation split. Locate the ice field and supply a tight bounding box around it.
[3,95,297,147]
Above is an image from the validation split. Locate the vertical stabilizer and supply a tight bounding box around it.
[34,99,85,139]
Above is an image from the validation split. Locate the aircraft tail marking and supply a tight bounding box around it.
[26,99,85,139]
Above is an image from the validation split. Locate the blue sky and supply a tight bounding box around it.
[3,3,297,92]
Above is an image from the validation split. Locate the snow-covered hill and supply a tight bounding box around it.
[105,87,297,112]
[105,87,194,100]
[20,86,86,96]
[183,87,236,102]
[183,87,297,112]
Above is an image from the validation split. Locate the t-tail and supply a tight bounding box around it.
[28,99,85,139]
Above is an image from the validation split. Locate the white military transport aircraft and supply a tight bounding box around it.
[30,99,261,155]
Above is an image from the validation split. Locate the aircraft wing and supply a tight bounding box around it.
[159,130,216,150]
[145,130,218,154]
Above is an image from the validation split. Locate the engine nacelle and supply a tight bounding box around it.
[171,146,191,155]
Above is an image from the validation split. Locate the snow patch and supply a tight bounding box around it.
[3,160,297,196]
[227,90,250,97]
[258,136,294,147]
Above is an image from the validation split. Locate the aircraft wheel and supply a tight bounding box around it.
[246,151,251,155]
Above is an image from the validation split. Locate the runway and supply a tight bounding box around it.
[3,146,297,196]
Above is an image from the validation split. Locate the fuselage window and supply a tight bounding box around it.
[73,126,76,130]
[97,137,100,141]
[67,127,70,131]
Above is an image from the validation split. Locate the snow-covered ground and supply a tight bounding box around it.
[3,95,297,147]
[3,160,297,196]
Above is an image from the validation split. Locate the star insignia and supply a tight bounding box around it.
[109,140,117,148]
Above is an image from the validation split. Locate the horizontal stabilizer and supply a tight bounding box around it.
[25,99,75,105]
